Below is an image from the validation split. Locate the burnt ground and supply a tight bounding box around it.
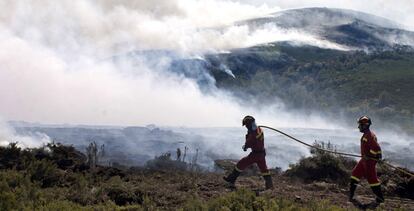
[132,170,414,210]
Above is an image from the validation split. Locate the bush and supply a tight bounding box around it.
[0,143,155,209]
[0,178,18,211]
[47,142,87,169]
[0,170,44,210]
[395,177,414,199]
[67,173,96,205]
[27,159,62,188]
[0,142,22,169]
[285,142,356,185]
[380,164,414,200]
[104,176,144,206]
[145,153,187,171]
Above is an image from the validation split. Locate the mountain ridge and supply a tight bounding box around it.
[237,7,414,51]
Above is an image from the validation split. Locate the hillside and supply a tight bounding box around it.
[165,8,414,132]
[207,44,414,128]
[170,42,414,131]
[238,7,414,50]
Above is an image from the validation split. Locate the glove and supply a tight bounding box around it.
[242,145,247,151]
[377,153,382,160]
[364,154,382,161]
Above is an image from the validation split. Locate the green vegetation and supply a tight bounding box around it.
[0,166,350,211]
[1,142,413,210]
[209,44,414,131]
[0,142,343,210]
[0,142,146,210]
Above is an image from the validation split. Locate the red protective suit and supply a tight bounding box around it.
[351,130,382,186]
[235,127,270,175]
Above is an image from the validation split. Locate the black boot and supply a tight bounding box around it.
[349,180,358,202]
[263,175,273,190]
[223,169,240,186]
[371,185,384,203]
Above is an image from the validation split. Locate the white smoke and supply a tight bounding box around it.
[0,119,50,148]
[0,0,343,130]
[0,0,280,56]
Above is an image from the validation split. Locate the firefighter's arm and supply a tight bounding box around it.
[243,134,254,151]
[368,149,382,160]
[242,135,248,151]
[367,139,382,160]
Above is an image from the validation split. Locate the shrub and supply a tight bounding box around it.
[47,142,87,169]
[381,164,414,200]
[0,170,45,210]
[27,159,62,188]
[0,178,18,211]
[0,142,22,169]
[395,177,414,199]
[67,173,96,205]
[104,176,144,206]
[285,142,356,185]
[145,153,187,171]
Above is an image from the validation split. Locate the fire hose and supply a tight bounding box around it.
[259,125,414,178]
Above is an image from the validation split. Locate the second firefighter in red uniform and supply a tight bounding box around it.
[349,116,384,204]
[223,115,273,189]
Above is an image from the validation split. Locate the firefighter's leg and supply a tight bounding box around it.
[223,154,254,185]
[349,160,364,201]
[223,168,241,185]
[349,177,359,201]
[235,154,256,172]
[366,161,384,203]
[256,155,273,189]
[370,184,384,203]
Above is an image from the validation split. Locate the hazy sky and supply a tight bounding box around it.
[237,0,414,30]
[0,0,413,128]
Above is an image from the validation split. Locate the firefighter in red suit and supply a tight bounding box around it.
[223,116,273,189]
[349,116,384,203]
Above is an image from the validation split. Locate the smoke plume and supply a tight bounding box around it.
[0,119,50,148]
[0,0,340,130]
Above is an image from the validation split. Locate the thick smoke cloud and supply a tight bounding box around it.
[0,0,340,131]
[0,0,279,55]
